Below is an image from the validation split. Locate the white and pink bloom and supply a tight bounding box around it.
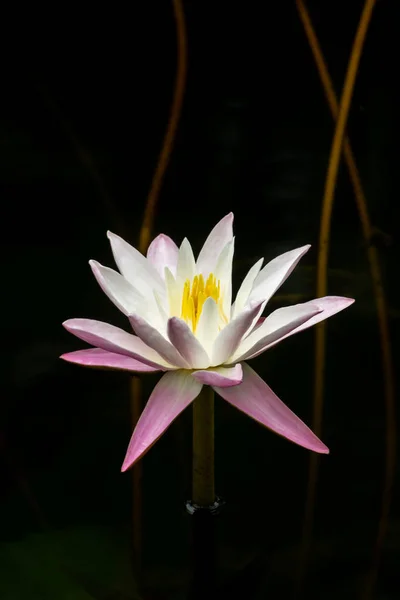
[61,213,354,471]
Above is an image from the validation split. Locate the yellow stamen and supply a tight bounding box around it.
[181,273,222,332]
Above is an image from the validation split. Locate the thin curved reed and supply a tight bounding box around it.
[131,0,188,571]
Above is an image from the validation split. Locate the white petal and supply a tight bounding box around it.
[196,213,234,275]
[63,318,173,369]
[192,364,243,387]
[107,231,165,297]
[231,302,322,362]
[235,296,354,362]
[249,245,310,305]
[176,238,196,284]
[129,313,189,368]
[153,290,170,331]
[195,297,220,356]
[214,239,235,323]
[212,301,264,366]
[167,317,210,369]
[90,260,145,317]
[231,258,264,319]
[165,267,181,317]
[146,234,179,278]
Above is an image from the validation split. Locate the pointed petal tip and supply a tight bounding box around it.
[121,455,141,472]
[120,448,144,472]
[59,350,80,363]
[107,230,124,241]
[120,460,131,473]
[318,295,355,308]
[106,231,118,245]
[62,318,86,332]
[154,233,169,242]
[88,258,99,271]
[216,363,331,455]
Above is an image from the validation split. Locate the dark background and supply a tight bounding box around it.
[0,1,399,598]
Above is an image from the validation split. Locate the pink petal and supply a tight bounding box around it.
[192,364,243,387]
[63,318,172,370]
[167,317,210,369]
[211,301,264,365]
[196,213,234,275]
[214,363,329,454]
[237,296,354,362]
[60,348,161,372]
[129,313,189,368]
[249,245,311,305]
[121,370,202,471]
[147,234,179,278]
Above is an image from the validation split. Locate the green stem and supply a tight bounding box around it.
[192,386,215,506]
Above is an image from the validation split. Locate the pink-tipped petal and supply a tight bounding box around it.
[129,313,189,369]
[212,301,264,366]
[121,370,202,471]
[231,302,322,363]
[63,318,172,369]
[249,245,311,305]
[196,213,234,275]
[192,364,243,387]
[214,363,329,453]
[60,348,161,372]
[235,296,354,362]
[147,234,179,278]
[167,317,211,369]
[107,231,165,295]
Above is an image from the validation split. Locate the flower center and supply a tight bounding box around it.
[181,273,220,332]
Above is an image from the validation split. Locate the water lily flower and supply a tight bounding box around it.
[61,213,354,471]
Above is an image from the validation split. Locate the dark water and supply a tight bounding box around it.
[1,1,399,598]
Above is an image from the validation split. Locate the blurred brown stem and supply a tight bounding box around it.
[138,0,188,253]
[294,0,385,597]
[131,0,188,572]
